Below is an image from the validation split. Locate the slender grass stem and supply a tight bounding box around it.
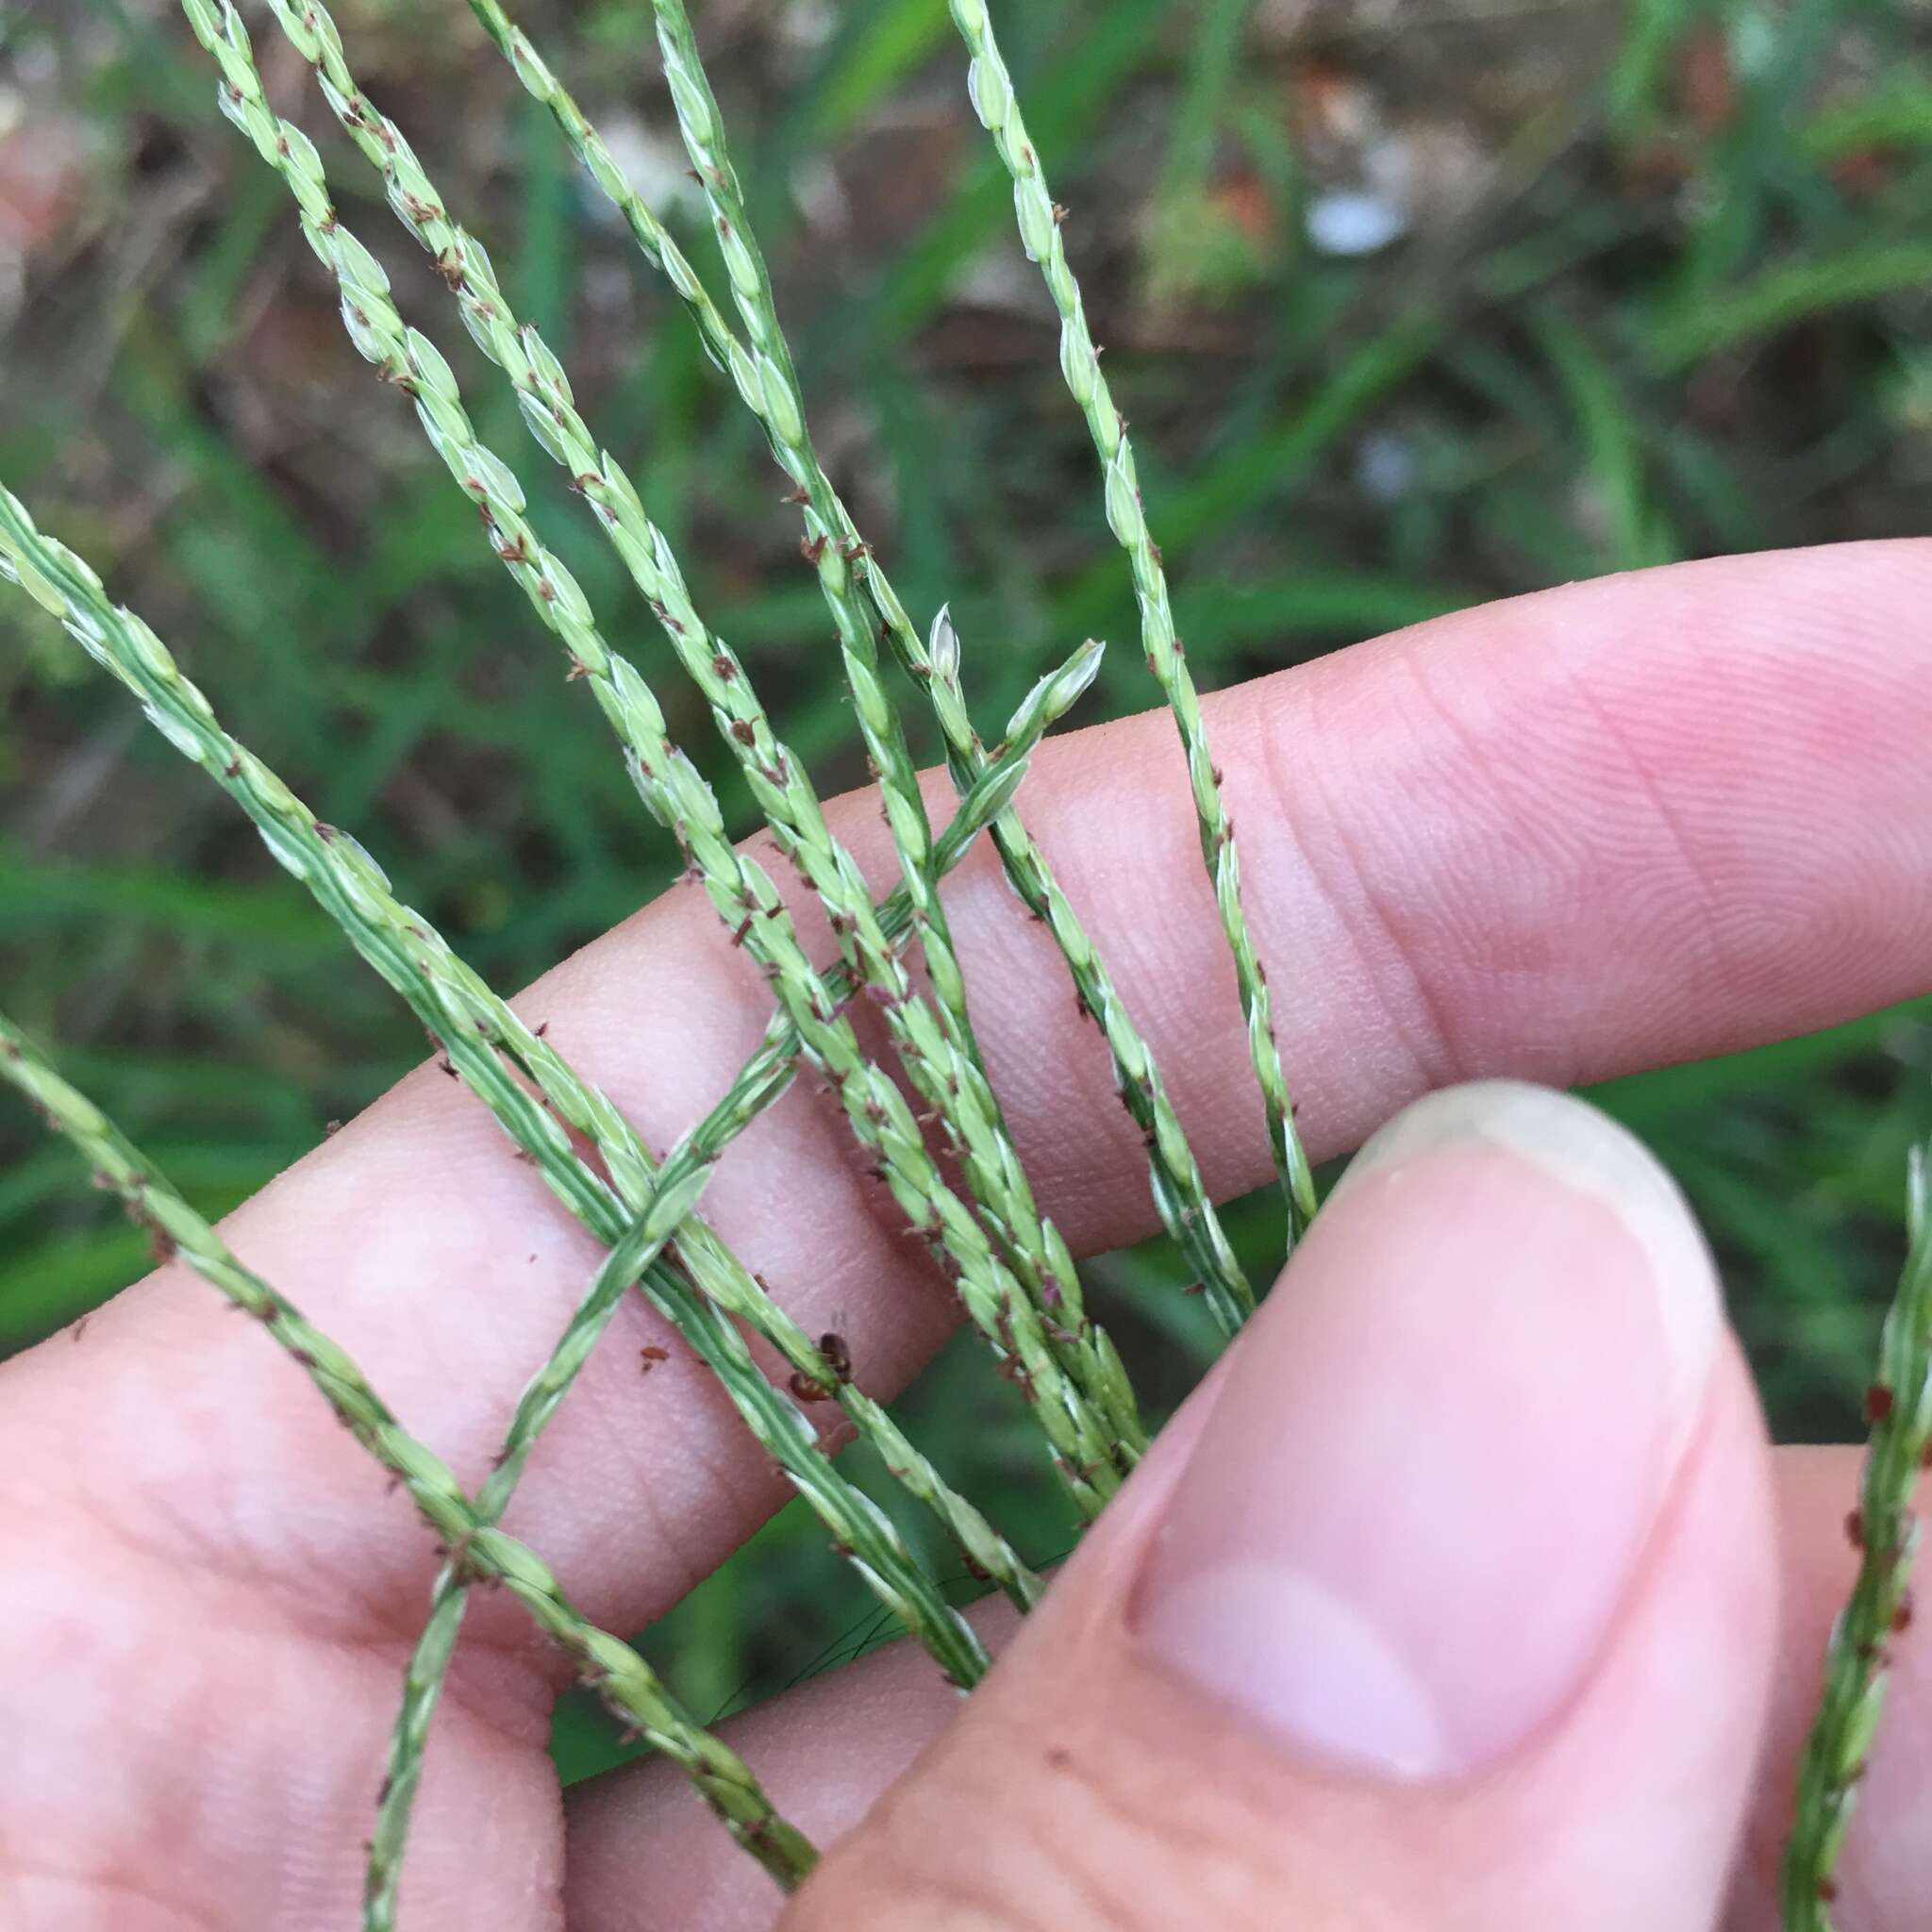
[175,0,1127,1515]
[941,0,1316,1235]
[656,0,1142,1444]
[0,1009,817,1891]
[457,0,1257,1334]
[366,1208,675,1930]
[1779,1146,1932,1931]
[259,0,1143,1455]
[0,479,1012,1698]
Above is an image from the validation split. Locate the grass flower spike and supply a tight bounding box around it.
[941,0,1316,1234]
[466,0,1258,1335]
[1780,1146,1932,1929]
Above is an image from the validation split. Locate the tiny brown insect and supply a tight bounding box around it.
[640,1344,670,1375]
[819,1330,853,1384]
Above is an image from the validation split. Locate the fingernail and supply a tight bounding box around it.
[1131,1079,1720,1781]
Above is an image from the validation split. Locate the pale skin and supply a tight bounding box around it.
[4,542,1932,1929]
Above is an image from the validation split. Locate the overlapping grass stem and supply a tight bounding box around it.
[0,482,1012,1915]
[649,0,1144,1432]
[258,0,1145,1462]
[460,0,1257,1337]
[0,466,1058,1607]
[0,1010,819,1890]
[179,0,1132,1521]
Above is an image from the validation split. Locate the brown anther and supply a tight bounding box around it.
[729,915,754,947]
[1847,1509,1866,1549]
[800,533,828,565]
[730,719,758,746]
[711,653,738,682]
[1868,1382,1896,1423]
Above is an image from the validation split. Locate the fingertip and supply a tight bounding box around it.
[1337,1079,1724,1447]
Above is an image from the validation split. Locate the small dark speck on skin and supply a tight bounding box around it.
[1045,1746,1072,1773]
[528,1255,538,1264]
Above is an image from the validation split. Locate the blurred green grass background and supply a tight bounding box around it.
[3,0,1930,1778]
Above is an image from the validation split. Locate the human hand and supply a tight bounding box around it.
[5,543,1929,1929]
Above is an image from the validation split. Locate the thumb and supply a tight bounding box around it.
[782,1082,1779,1932]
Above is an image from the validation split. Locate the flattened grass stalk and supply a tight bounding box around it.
[260,0,1144,1462]
[0,1011,817,1890]
[1779,1146,1932,1931]
[0,483,1014,1700]
[176,0,1127,1514]
[650,0,1136,1438]
[942,0,1318,1235]
[460,0,1256,1335]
